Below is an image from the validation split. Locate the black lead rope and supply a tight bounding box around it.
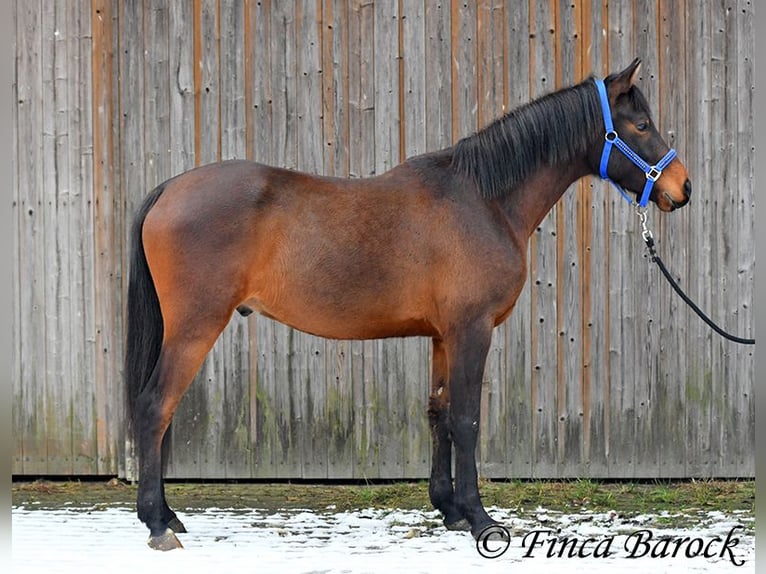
[641,232,755,346]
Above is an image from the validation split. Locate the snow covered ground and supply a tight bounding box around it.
[12,504,754,573]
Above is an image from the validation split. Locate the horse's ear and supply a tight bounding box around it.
[607,58,642,97]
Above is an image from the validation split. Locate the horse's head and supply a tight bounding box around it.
[592,59,691,212]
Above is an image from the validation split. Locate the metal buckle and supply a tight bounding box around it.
[646,166,661,181]
[605,131,618,143]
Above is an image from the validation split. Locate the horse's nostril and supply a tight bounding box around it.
[684,179,692,197]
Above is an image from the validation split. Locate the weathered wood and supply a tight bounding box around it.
[555,0,584,479]
[504,0,533,481]
[605,0,639,479]
[15,0,48,475]
[12,0,755,480]
[529,0,558,478]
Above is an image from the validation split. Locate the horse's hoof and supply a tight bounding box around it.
[444,518,471,531]
[148,528,184,551]
[168,516,187,534]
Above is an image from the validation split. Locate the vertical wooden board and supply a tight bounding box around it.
[655,0,688,478]
[92,0,123,476]
[42,0,76,475]
[347,0,375,180]
[220,317,251,478]
[281,326,307,478]
[143,0,171,188]
[254,319,290,479]
[529,0,558,478]
[403,339,431,478]
[401,0,426,157]
[450,0,477,141]
[424,0,452,151]
[351,338,372,479]
[728,0,753,476]
[322,0,350,176]
[708,0,728,476]
[295,0,322,172]
[196,0,221,164]
[717,0,740,476]
[11,0,21,474]
[504,0,532,479]
[373,0,400,171]
[482,326,508,478]
[169,0,195,170]
[270,1,297,168]
[68,0,98,474]
[605,0,636,479]
[682,0,714,478]
[299,332,329,480]
[554,0,584,479]
[118,0,146,291]
[631,0,662,479]
[365,339,383,479]
[14,0,48,475]
[376,341,404,479]
[579,0,609,478]
[734,0,755,476]
[325,339,355,479]
[220,0,247,160]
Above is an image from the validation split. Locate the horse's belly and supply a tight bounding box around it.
[241,296,436,340]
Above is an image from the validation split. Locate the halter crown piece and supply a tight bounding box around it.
[594,78,677,209]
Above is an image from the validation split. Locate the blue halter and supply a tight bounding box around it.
[594,78,677,209]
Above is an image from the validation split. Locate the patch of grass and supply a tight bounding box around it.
[12,477,754,524]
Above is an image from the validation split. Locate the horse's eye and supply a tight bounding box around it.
[636,121,649,132]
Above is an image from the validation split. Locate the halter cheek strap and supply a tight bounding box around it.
[594,78,677,209]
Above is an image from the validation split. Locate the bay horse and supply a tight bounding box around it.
[126,59,691,550]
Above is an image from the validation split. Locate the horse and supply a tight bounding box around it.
[125,58,691,550]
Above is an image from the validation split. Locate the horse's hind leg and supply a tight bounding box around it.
[427,339,469,530]
[135,306,233,551]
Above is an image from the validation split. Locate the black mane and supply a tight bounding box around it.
[451,77,606,199]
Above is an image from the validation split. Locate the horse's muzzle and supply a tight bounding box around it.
[664,178,692,210]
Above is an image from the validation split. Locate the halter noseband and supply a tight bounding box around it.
[594,78,677,209]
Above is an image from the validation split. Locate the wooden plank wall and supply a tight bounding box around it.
[12,0,755,480]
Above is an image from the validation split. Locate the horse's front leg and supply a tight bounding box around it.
[444,321,497,537]
[427,338,469,530]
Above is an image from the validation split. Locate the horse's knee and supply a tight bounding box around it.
[450,415,480,449]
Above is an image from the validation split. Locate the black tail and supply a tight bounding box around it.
[125,184,167,440]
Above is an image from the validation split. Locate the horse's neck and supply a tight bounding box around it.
[498,159,591,239]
